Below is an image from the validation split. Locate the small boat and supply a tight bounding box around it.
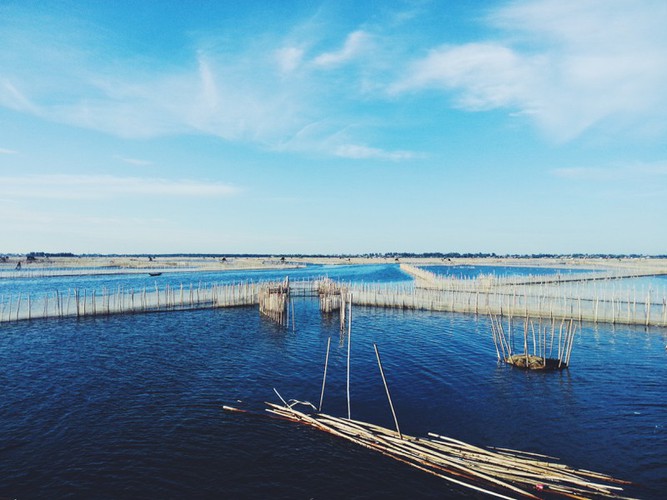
[148,272,162,277]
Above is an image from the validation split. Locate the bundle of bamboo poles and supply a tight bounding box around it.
[248,401,634,499]
[490,315,577,370]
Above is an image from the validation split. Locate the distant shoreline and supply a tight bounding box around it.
[2,254,666,277]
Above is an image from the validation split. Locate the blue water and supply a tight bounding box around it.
[1,266,666,499]
[422,264,594,279]
[0,264,411,303]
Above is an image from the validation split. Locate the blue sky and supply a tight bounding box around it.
[1,0,666,255]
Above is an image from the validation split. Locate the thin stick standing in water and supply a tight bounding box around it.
[319,337,331,412]
[373,343,402,439]
[346,292,352,420]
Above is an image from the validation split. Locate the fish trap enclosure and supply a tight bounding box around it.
[258,277,291,326]
[490,315,577,370]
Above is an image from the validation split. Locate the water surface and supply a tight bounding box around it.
[1,267,665,499]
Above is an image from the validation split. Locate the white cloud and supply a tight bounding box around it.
[0,10,412,160]
[335,144,420,161]
[0,175,239,200]
[0,147,18,155]
[393,43,540,111]
[313,31,372,68]
[392,0,667,141]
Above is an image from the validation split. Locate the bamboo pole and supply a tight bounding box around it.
[319,337,331,412]
[255,400,632,499]
[346,292,352,420]
[490,315,501,361]
[565,321,577,367]
[15,293,21,321]
[374,343,402,439]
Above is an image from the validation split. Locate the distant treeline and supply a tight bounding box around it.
[3,251,666,260]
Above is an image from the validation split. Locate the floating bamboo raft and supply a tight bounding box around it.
[224,401,634,500]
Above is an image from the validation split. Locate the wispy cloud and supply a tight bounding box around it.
[313,31,372,68]
[0,147,18,155]
[552,161,667,181]
[0,78,39,113]
[115,156,154,167]
[275,46,305,75]
[392,0,667,141]
[0,7,423,161]
[335,144,421,161]
[0,175,239,200]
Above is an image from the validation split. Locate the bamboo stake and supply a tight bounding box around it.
[565,321,577,366]
[318,337,331,412]
[373,343,402,439]
[346,292,352,420]
[490,315,501,361]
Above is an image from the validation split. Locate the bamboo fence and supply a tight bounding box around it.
[348,280,667,327]
[317,278,351,331]
[0,267,192,280]
[400,263,667,291]
[0,281,260,322]
[258,278,291,326]
[2,275,666,327]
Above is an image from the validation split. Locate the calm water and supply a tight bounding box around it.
[1,266,666,499]
[422,264,596,279]
[0,264,411,304]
